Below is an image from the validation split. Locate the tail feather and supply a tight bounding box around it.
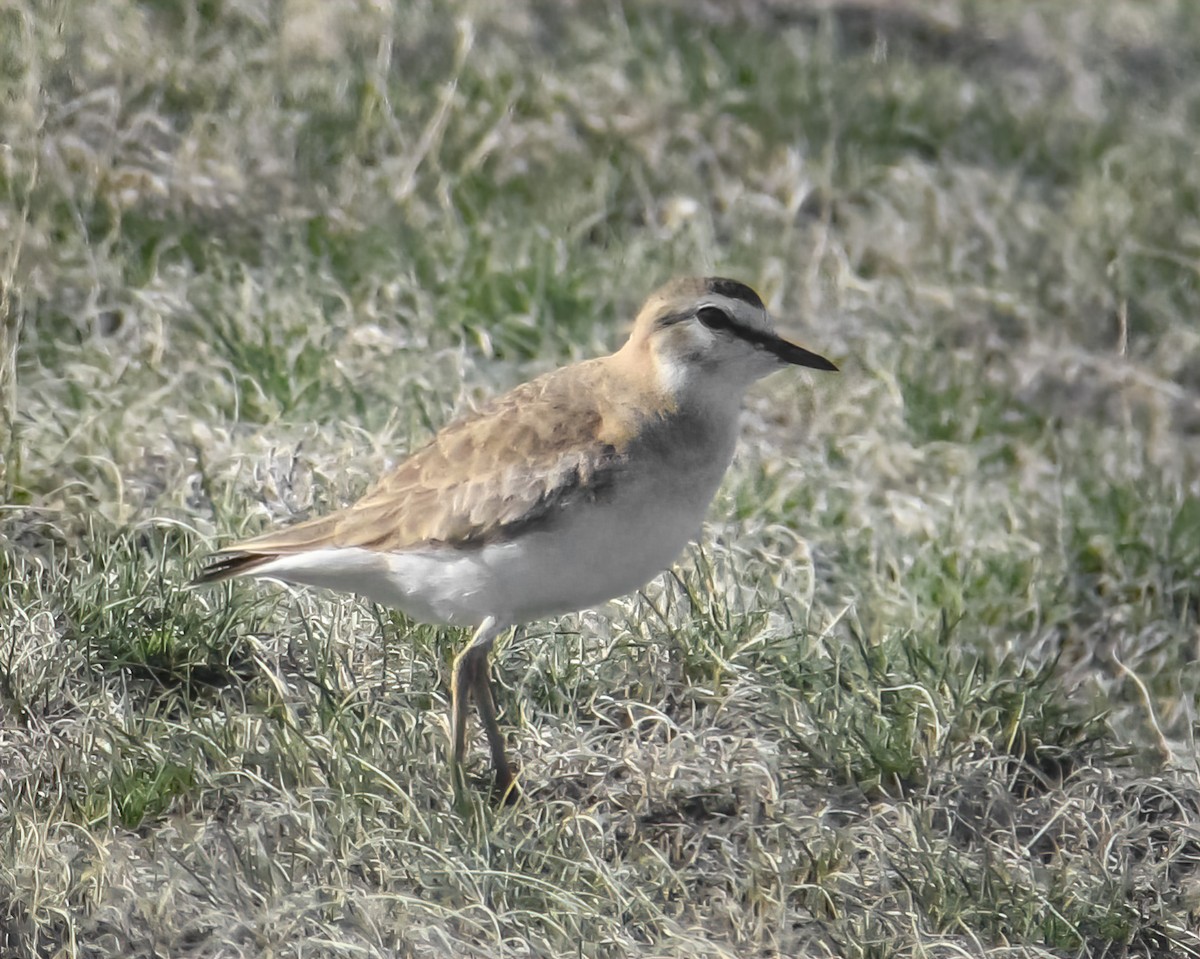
[194,513,348,587]
[192,551,277,586]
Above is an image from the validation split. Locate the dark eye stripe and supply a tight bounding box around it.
[697,305,776,349]
[663,304,775,354]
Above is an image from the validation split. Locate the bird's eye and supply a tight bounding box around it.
[696,306,732,331]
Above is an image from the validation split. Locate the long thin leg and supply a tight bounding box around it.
[471,658,518,801]
[450,618,511,793]
[450,647,477,775]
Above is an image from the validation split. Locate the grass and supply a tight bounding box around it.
[3,0,1200,955]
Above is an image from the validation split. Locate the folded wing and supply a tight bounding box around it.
[195,362,628,583]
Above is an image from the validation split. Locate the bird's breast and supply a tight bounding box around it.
[488,409,740,621]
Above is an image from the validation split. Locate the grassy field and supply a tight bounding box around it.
[3,0,1200,955]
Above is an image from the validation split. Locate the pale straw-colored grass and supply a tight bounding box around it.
[3,1,1199,955]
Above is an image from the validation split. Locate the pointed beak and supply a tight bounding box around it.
[767,334,838,371]
[697,306,839,372]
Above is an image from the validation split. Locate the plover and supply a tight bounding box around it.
[196,277,836,799]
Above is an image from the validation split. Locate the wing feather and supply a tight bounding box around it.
[196,359,633,583]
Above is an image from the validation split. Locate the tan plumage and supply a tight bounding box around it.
[197,355,671,581]
[196,276,836,801]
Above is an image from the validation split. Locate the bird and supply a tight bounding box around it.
[195,276,837,800]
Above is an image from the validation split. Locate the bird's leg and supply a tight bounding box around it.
[450,647,478,777]
[450,617,512,797]
[470,653,518,802]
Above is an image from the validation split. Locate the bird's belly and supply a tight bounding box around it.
[501,485,710,621]
[371,467,723,626]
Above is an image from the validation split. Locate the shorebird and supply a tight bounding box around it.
[196,277,836,800]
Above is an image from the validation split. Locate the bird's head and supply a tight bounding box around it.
[626,276,837,403]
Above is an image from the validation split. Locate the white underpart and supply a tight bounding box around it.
[245,416,740,626]
[653,345,697,397]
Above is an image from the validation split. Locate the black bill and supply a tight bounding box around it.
[764,334,839,371]
[695,305,838,371]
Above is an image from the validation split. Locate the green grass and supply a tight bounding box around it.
[3,1,1200,956]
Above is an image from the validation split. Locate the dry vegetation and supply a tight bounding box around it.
[3,1,1200,956]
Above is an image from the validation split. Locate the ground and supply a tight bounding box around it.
[2,1,1200,956]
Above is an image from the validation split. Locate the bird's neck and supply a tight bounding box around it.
[598,345,743,475]
[610,336,748,423]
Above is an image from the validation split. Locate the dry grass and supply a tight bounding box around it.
[3,1,1200,956]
